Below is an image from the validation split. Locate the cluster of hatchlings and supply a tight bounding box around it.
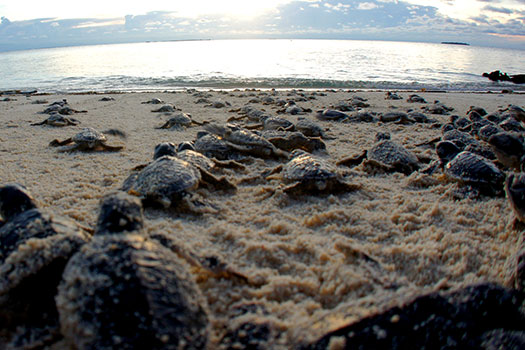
[4,93,525,348]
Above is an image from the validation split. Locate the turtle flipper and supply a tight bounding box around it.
[30,120,47,126]
[155,121,171,129]
[199,168,236,193]
[99,144,124,152]
[49,138,73,147]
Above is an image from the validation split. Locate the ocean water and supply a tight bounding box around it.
[1,39,524,93]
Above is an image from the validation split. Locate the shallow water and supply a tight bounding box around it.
[1,39,524,92]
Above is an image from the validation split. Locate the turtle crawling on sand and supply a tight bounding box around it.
[338,132,420,175]
[49,127,124,152]
[267,150,360,196]
[444,151,505,196]
[156,112,207,130]
[56,192,210,350]
[0,184,91,349]
[31,113,80,127]
[141,98,164,105]
[122,151,236,210]
[204,123,289,159]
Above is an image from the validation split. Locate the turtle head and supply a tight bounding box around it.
[153,142,177,160]
[0,184,37,221]
[96,192,144,235]
[177,141,195,152]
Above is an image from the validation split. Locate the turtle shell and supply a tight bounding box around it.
[283,151,337,183]
[57,235,209,350]
[0,184,90,348]
[176,150,215,171]
[129,156,201,207]
[194,133,238,160]
[57,193,209,350]
[72,128,106,147]
[368,140,420,175]
[445,151,505,195]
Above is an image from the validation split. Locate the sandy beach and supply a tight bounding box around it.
[1,89,524,349]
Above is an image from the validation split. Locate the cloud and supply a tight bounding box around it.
[483,5,515,13]
[0,0,524,51]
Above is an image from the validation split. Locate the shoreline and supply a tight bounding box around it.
[1,89,524,349]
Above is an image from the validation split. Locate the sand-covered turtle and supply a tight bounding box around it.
[267,150,360,196]
[0,184,91,349]
[49,127,124,152]
[156,112,206,130]
[339,133,420,175]
[31,113,80,127]
[444,151,505,196]
[123,153,235,209]
[56,192,210,350]
[505,173,525,223]
[204,124,289,159]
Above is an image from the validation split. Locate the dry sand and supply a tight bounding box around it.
[0,89,524,349]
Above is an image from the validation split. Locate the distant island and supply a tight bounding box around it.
[441,42,470,46]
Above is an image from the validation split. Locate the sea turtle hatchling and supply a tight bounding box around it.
[156,112,207,130]
[56,192,210,350]
[338,133,420,175]
[49,127,124,152]
[141,98,164,105]
[204,123,289,159]
[444,151,505,196]
[0,184,91,349]
[151,104,177,113]
[122,154,236,210]
[31,113,80,126]
[316,109,351,121]
[266,150,360,196]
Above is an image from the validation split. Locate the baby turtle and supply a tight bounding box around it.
[340,133,420,175]
[385,92,403,100]
[488,132,525,170]
[31,113,80,126]
[316,109,351,121]
[204,124,288,159]
[407,94,427,103]
[261,130,326,153]
[49,127,124,152]
[56,192,210,350]
[0,184,91,349]
[267,150,360,196]
[152,104,177,113]
[424,101,454,115]
[295,117,334,139]
[123,155,235,210]
[505,173,525,222]
[365,138,420,175]
[141,98,164,104]
[444,151,505,196]
[156,112,206,130]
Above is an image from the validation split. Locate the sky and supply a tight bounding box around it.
[0,0,524,51]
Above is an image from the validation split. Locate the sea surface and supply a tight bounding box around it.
[1,39,524,93]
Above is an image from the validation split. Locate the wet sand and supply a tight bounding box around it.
[0,89,523,349]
